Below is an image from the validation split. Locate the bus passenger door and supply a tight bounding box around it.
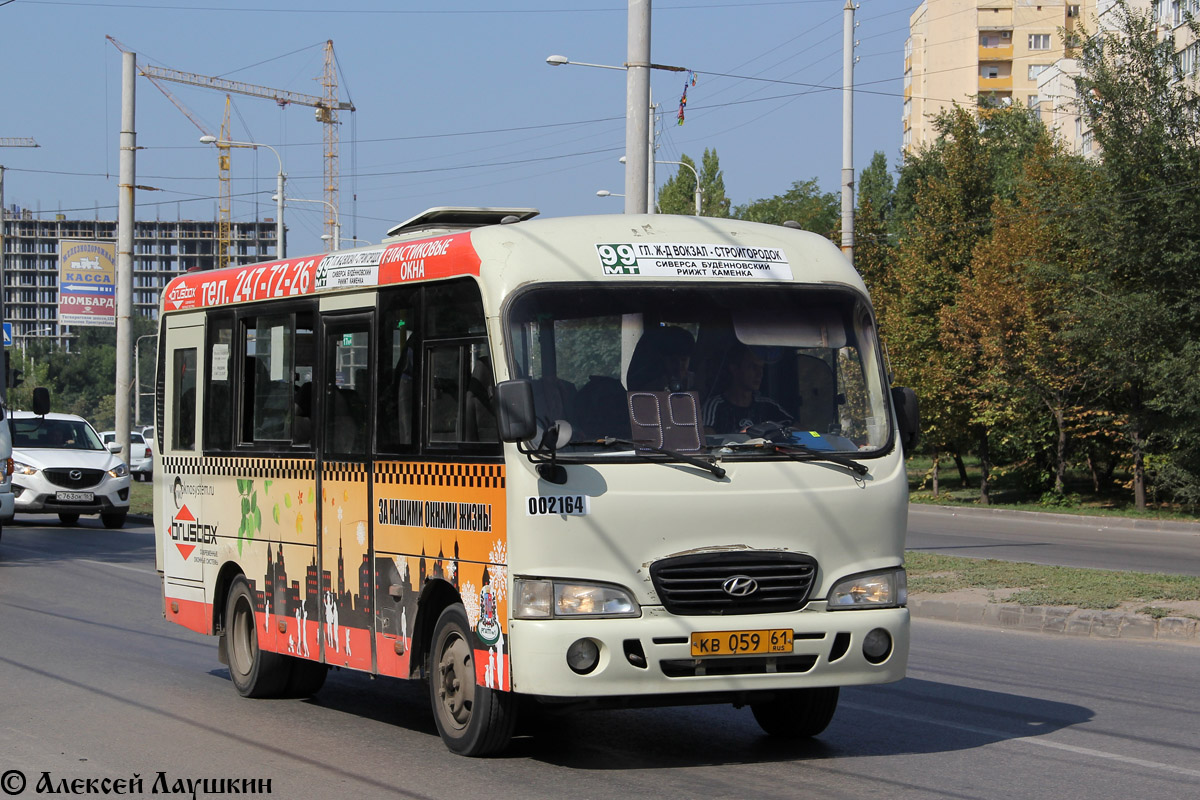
[316,315,374,672]
[159,317,209,632]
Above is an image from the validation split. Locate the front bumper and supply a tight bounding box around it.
[508,604,908,699]
[13,476,131,516]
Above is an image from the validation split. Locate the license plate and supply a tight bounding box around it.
[690,628,794,657]
[56,491,94,502]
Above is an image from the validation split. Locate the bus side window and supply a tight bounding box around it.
[425,340,498,447]
[376,290,418,454]
[204,314,234,451]
[172,348,198,451]
[240,313,295,445]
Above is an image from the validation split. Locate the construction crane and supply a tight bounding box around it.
[139,41,353,247]
[106,37,354,255]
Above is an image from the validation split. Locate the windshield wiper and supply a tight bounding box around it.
[592,438,727,480]
[771,443,869,476]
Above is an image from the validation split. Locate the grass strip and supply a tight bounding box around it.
[906,551,1200,612]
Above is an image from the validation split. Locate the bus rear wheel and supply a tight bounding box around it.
[750,686,840,738]
[225,576,290,698]
[428,603,516,756]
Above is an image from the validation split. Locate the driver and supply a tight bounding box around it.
[702,342,791,434]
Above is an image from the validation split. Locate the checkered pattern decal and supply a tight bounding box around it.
[162,456,316,480]
[375,461,505,488]
[323,461,368,483]
[161,457,502,487]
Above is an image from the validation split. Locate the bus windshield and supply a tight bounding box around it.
[505,283,892,458]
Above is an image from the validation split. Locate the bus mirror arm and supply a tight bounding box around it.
[536,420,573,485]
[497,379,538,442]
[891,386,920,452]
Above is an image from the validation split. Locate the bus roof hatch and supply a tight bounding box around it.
[385,206,540,240]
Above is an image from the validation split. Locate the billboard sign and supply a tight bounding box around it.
[59,240,117,327]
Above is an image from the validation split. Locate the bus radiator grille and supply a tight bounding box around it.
[649,551,818,616]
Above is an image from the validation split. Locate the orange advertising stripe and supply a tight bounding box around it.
[165,596,213,635]
[160,231,480,313]
[374,633,414,680]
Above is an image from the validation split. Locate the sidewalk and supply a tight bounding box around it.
[908,591,1200,644]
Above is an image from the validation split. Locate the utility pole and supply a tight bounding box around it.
[625,0,651,215]
[0,137,40,407]
[841,0,857,264]
[116,51,136,467]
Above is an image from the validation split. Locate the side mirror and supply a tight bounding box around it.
[496,379,537,443]
[891,386,920,452]
[106,441,122,454]
[32,387,51,417]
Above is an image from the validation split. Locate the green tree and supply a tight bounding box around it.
[732,178,838,239]
[854,151,896,306]
[885,104,1051,502]
[9,314,158,430]
[942,142,1102,496]
[656,148,730,217]
[1073,1,1200,508]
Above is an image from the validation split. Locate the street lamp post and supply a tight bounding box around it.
[621,155,701,215]
[596,190,625,199]
[547,33,691,216]
[200,135,286,259]
[274,194,340,252]
[134,333,157,427]
[656,160,702,215]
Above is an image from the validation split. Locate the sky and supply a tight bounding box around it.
[0,0,919,256]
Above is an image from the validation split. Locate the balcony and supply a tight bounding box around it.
[979,45,1013,60]
[979,76,1013,91]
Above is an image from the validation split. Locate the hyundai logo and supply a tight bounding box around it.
[722,575,758,597]
[69,469,83,481]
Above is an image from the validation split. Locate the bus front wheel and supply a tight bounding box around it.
[750,686,840,738]
[225,576,290,698]
[428,604,516,756]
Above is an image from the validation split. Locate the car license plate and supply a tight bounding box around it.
[690,628,794,657]
[56,491,94,502]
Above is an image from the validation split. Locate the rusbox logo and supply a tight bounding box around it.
[168,505,217,560]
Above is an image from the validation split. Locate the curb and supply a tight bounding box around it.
[909,595,1200,644]
[910,503,1200,534]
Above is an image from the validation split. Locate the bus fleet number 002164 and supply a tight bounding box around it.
[526,495,591,516]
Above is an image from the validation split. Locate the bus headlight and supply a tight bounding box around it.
[514,578,640,619]
[827,568,907,609]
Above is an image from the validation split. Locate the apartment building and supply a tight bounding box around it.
[1035,0,1200,155]
[904,0,1097,152]
[0,207,276,345]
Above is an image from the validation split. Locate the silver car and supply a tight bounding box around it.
[9,412,131,528]
[100,429,153,481]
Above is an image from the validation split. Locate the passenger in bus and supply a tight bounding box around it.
[702,342,791,434]
[626,326,695,393]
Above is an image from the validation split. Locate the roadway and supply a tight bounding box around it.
[906,504,1200,575]
[1,516,1198,799]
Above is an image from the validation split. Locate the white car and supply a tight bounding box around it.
[100,429,153,481]
[0,402,13,537]
[9,411,131,528]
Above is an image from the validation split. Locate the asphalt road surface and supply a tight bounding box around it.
[1,516,1198,799]
[906,505,1200,576]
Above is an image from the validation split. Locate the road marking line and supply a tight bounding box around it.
[843,702,1200,779]
[78,559,154,575]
